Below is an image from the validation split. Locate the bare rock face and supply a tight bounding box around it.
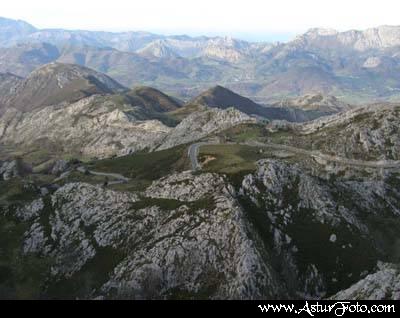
[331,262,400,300]
[267,103,400,161]
[0,95,171,158]
[202,37,247,62]
[238,159,400,298]
[159,107,254,150]
[4,155,400,299]
[0,159,31,180]
[295,26,400,52]
[0,160,20,180]
[137,40,180,59]
[303,104,400,160]
[51,160,70,176]
[275,94,353,113]
[145,171,231,202]
[16,174,282,299]
[0,86,256,159]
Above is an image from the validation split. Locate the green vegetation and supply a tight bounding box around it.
[0,179,38,207]
[387,173,400,188]
[90,145,190,191]
[199,144,267,174]
[236,177,380,297]
[0,177,58,299]
[165,271,224,300]
[57,171,108,186]
[46,246,125,299]
[167,103,204,121]
[0,215,53,299]
[216,123,267,143]
[0,140,80,172]
[0,181,53,299]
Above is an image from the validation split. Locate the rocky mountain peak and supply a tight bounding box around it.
[297,25,400,51]
[137,39,180,58]
[331,262,400,300]
[277,93,352,112]
[304,28,339,37]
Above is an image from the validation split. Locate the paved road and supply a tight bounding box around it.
[188,142,207,171]
[76,166,130,183]
[248,141,400,169]
[189,141,400,171]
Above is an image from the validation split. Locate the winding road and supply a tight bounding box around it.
[75,166,130,184]
[188,142,207,171]
[188,141,400,171]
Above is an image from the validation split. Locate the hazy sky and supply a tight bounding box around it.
[2,0,400,41]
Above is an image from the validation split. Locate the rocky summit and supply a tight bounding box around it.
[330,262,400,300]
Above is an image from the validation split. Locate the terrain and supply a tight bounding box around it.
[1,72,399,299]
[1,17,400,104]
[188,86,351,122]
[0,63,357,167]
[1,112,400,298]
[0,62,124,113]
[0,17,400,300]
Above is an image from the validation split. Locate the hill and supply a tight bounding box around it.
[0,63,125,112]
[0,42,60,76]
[266,102,400,161]
[126,86,182,113]
[274,94,352,113]
[188,86,342,122]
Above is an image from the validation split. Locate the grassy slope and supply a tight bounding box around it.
[166,103,204,121]
[214,123,267,143]
[90,145,191,191]
[199,144,266,175]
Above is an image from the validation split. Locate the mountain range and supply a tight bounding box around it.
[0,62,398,298]
[1,16,400,104]
[1,63,346,161]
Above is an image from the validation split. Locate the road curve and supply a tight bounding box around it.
[248,141,400,169]
[77,166,130,183]
[189,141,400,171]
[188,142,207,171]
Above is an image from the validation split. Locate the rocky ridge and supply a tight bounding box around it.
[11,173,283,299]
[0,95,254,158]
[267,103,400,160]
[0,95,171,158]
[295,26,400,52]
[3,155,400,299]
[237,159,400,297]
[274,94,353,113]
[331,262,400,300]
[158,106,255,150]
